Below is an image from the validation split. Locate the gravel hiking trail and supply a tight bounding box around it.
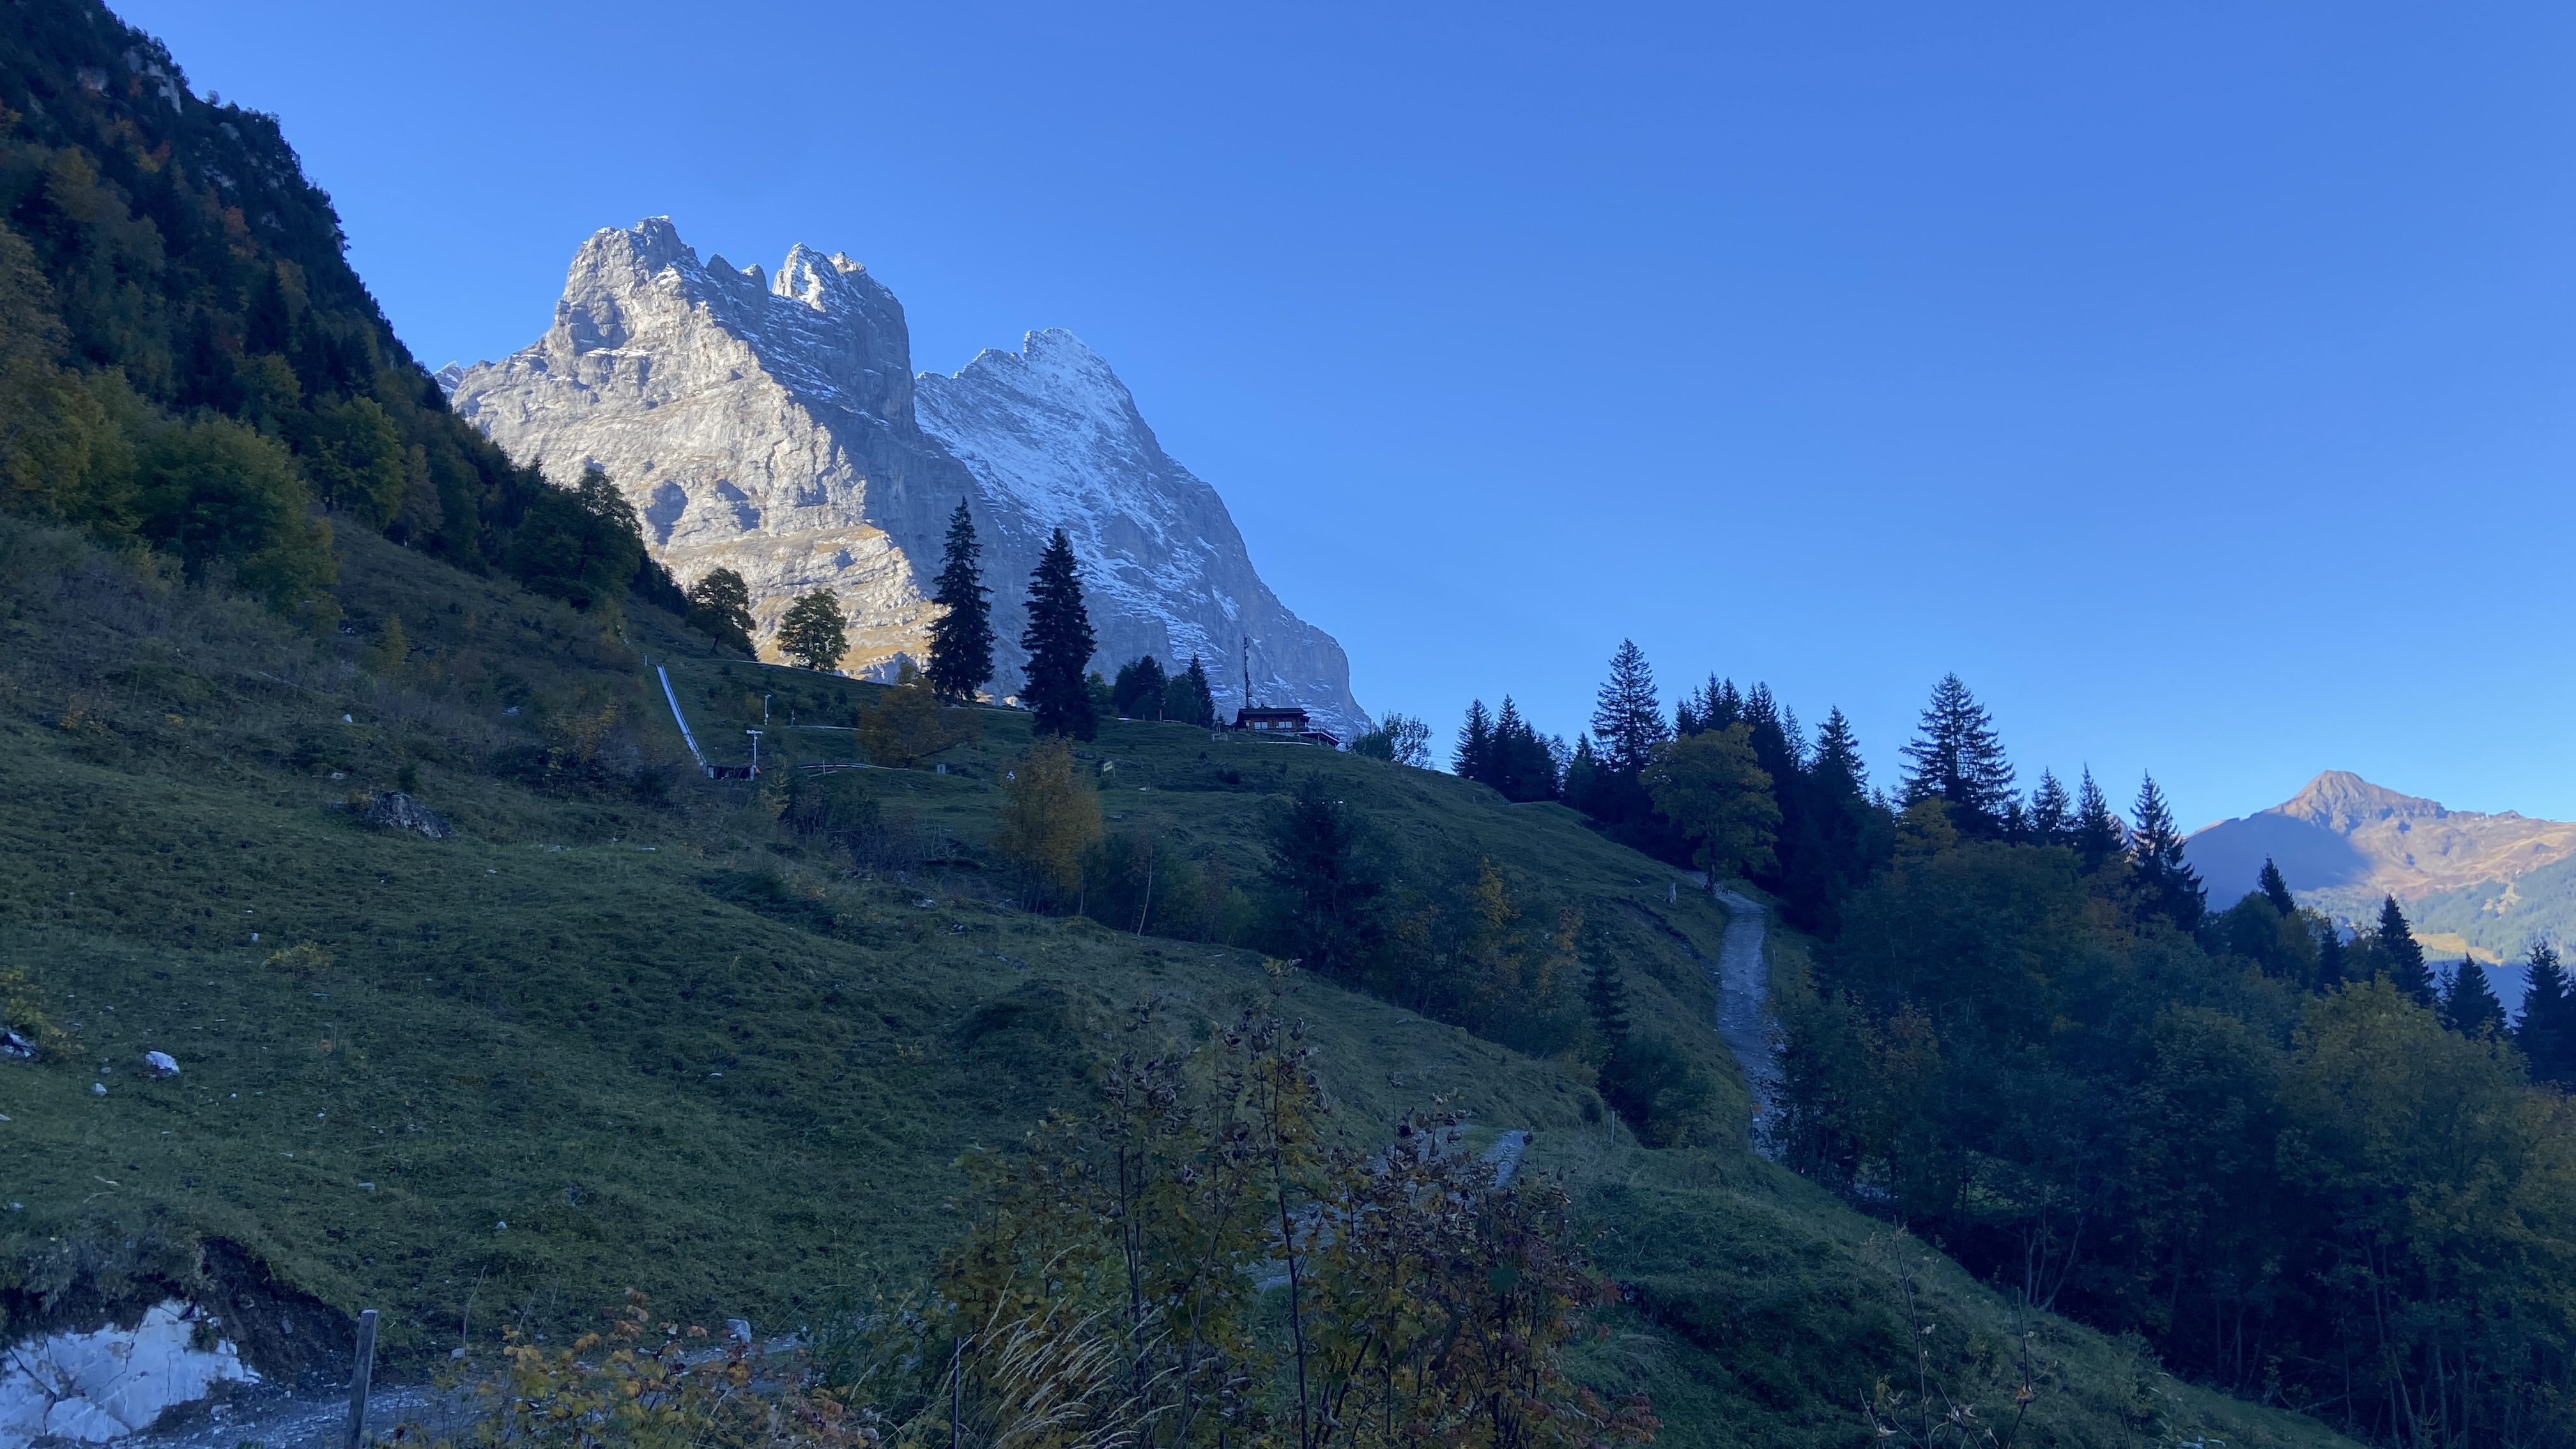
[1706,887,1782,1156]
[1630,882,1781,1156]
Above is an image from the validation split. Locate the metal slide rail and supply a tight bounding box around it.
[657,664,713,776]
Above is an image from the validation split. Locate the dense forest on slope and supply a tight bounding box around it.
[0,2,672,615]
[1400,640,2576,1446]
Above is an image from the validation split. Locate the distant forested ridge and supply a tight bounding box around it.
[1428,643,2576,1446]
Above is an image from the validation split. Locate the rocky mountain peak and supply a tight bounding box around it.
[2188,772,2576,958]
[2273,770,2453,832]
[448,219,1366,735]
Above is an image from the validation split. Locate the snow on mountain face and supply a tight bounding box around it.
[916,330,1365,737]
[447,218,1365,735]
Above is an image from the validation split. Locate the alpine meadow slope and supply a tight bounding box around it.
[0,4,2366,1447]
[0,511,2352,1449]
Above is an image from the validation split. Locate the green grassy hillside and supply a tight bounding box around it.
[0,517,2352,1448]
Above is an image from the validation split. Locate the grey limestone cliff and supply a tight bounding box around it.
[448,218,1367,737]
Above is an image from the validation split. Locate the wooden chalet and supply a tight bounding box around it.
[1232,705,1340,749]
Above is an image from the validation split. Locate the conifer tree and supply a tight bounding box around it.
[1584,955,1632,1053]
[2518,942,2574,1083]
[1494,696,1524,788]
[1741,685,1804,778]
[1811,708,1868,797]
[2028,770,2073,845]
[2071,767,2126,874]
[2260,857,2297,917]
[1164,655,1217,728]
[1675,675,1743,737]
[2317,924,2347,990]
[2128,773,2206,931]
[1590,640,1669,775]
[1489,698,1527,790]
[2442,959,2507,1038]
[245,264,293,355]
[2376,894,2435,1006]
[926,500,994,702]
[1562,734,1602,806]
[1264,775,1387,980]
[1898,673,2016,836]
[1018,528,1097,739]
[1491,697,1558,802]
[1454,699,1495,781]
[1110,656,1169,719]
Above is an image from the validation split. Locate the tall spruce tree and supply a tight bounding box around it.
[926,500,995,702]
[1165,656,1218,728]
[2128,773,2206,931]
[2519,942,2575,1083]
[1898,673,2016,836]
[1742,685,1804,778]
[1264,775,1386,980]
[2376,894,2435,1006]
[1591,641,1670,775]
[2442,959,2507,1038]
[1455,700,1496,781]
[2028,770,2073,845]
[1784,705,1879,934]
[1563,734,1602,805]
[2317,924,2347,990]
[1675,675,1743,737]
[2259,857,2297,916]
[1018,528,1097,739]
[2071,767,2126,874]
[1812,708,1868,797]
[1491,697,1560,802]
[1584,955,1632,1052]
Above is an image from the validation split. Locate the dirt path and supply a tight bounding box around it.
[1705,887,1782,1156]
[1632,884,1781,1156]
[126,1378,441,1449]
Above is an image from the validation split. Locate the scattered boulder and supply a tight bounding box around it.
[144,1051,178,1078]
[1,1029,33,1061]
[362,792,453,839]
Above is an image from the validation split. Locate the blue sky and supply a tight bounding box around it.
[122,1,2575,841]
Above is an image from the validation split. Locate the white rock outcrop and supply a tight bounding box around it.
[0,1300,254,1443]
[449,219,1366,737]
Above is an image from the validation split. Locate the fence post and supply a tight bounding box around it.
[346,1308,379,1449]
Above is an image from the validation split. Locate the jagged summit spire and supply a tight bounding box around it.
[774,242,878,311]
[447,217,1367,738]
